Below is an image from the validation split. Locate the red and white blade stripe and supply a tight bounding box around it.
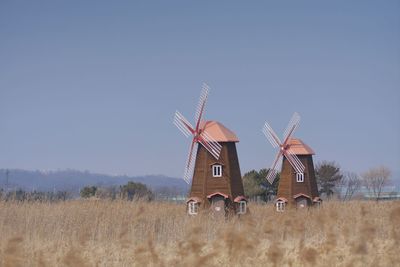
[266,168,278,184]
[199,131,222,159]
[262,122,281,148]
[266,150,283,184]
[284,149,305,174]
[282,112,300,144]
[194,83,210,127]
[174,111,194,138]
[183,142,198,184]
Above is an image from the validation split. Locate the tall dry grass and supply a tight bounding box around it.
[0,200,399,266]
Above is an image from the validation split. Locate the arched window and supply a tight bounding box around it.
[212,164,222,177]
[188,201,199,215]
[238,201,247,214]
[296,172,304,183]
[276,201,286,212]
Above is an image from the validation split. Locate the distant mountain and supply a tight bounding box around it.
[0,169,189,195]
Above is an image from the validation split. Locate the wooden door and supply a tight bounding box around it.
[210,195,225,217]
[295,197,308,209]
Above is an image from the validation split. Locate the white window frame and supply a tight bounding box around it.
[238,201,247,214]
[296,172,304,183]
[212,165,222,177]
[276,201,286,212]
[188,201,199,215]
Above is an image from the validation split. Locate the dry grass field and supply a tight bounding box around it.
[0,200,399,267]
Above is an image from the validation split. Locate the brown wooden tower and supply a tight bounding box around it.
[187,121,246,215]
[263,112,321,211]
[174,84,247,216]
[276,138,320,210]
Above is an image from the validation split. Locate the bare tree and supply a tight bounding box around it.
[362,166,391,201]
[342,172,362,201]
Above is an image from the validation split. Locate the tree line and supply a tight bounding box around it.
[243,162,393,202]
[80,181,154,201]
[0,181,155,202]
[0,165,393,203]
[0,189,70,202]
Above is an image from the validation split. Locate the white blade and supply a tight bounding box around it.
[266,169,278,185]
[183,143,198,184]
[266,151,283,184]
[200,131,222,159]
[198,131,222,160]
[286,148,305,172]
[282,112,300,144]
[174,111,194,138]
[262,122,281,148]
[194,83,210,126]
[284,149,305,174]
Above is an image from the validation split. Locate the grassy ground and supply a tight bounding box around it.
[0,200,399,267]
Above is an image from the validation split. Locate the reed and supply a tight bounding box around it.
[0,200,399,266]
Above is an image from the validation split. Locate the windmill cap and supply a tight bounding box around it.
[200,120,239,142]
[288,138,315,155]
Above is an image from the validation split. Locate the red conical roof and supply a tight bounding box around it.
[200,121,239,142]
[287,138,315,155]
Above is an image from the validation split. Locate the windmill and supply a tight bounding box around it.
[174,83,246,216]
[263,112,321,211]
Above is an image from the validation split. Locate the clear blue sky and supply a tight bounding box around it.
[1,1,399,178]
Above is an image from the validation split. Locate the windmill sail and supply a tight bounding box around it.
[263,112,305,184]
[173,83,222,184]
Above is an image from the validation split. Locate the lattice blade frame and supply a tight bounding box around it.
[284,149,305,174]
[174,111,194,138]
[263,122,281,148]
[282,112,300,145]
[183,141,198,184]
[286,148,305,172]
[194,83,210,131]
[266,151,283,184]
[200,131,222,159]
